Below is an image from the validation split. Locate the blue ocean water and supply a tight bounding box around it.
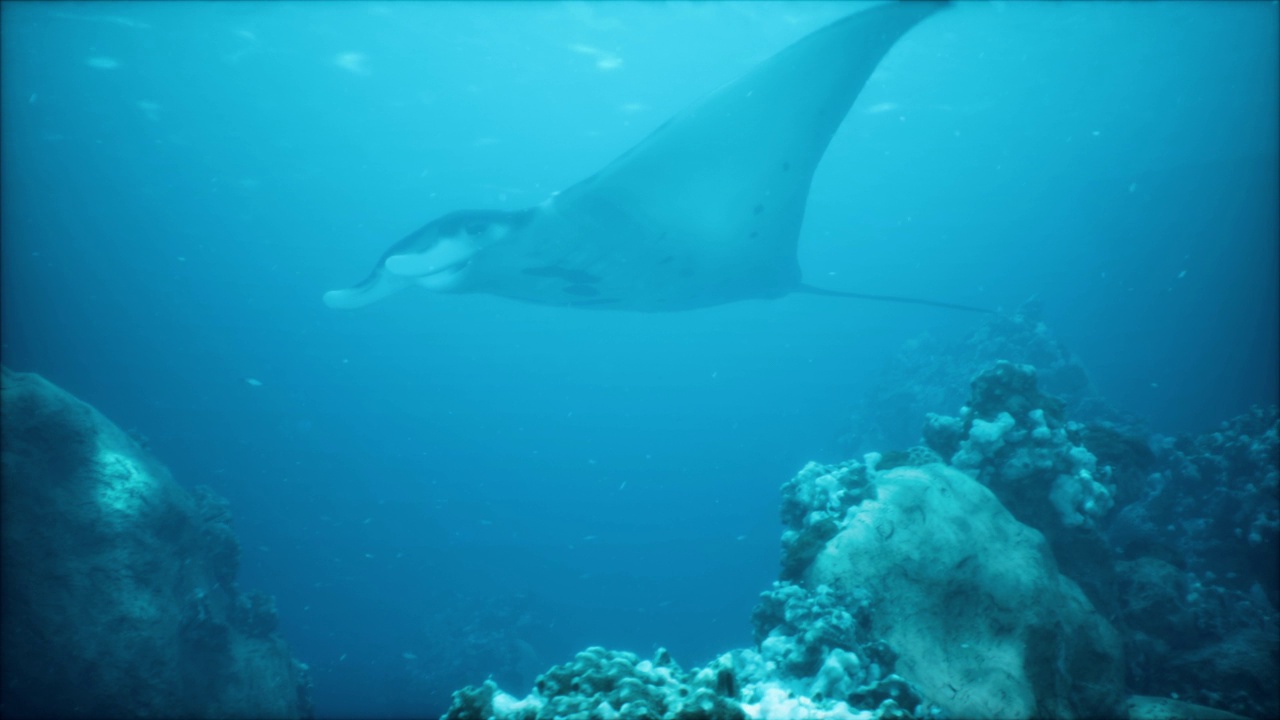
[0,2,1275,717]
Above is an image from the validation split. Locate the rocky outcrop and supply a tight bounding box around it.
[805,462,1125,719]
[0,368,312,719]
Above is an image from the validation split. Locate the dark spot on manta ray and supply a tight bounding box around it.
[522,266,601,285]
[753,203,764,215]
[563,284,600,297]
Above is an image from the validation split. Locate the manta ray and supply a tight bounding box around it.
[325,1,981,313]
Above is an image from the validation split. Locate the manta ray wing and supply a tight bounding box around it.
[325,2,947,312]
[546,2,949,305]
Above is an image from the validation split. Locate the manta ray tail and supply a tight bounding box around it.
[797,284,995,314]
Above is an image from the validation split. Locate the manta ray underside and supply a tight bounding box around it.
[325,2,980,313]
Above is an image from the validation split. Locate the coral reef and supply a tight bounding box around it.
[0,368,312,719]
[919,361,1131,620]
[443,647,746,720]
[1107,407,1280,718]
[442,349,1278,720]
[747,582,929,717]
[915,360,1278,718]
[444,641,924,720]
[922,361,1116,533]
[1111,406,1279,603]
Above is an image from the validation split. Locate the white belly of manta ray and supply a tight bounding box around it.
[324,2,963,314]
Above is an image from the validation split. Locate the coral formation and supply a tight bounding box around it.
[441,346,1277,720]
[841,299,1132,456]
[443,647,746,720]
[1107,407,1279,718]
[1112,405,1279,602]
[914,360,1278,718]
[923,360,1116,532]
[747,582,928,716]
[920,361,1129,621]
[0,368,312,719]
[445,640,924,720]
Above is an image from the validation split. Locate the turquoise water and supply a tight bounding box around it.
[1,2,1275,717]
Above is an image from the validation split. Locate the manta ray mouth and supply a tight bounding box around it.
[421,260,469,277]
[411,258,472,291]
[383,236,482,281]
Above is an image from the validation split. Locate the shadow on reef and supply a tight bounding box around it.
[0,368,313,719]
[442,314,1278,720]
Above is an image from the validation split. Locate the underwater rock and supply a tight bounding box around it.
[806,462,1125,719]
[919,362,1130,616]
[1115,557,1195,650]
[0,368,312,719]
[1126,695,1251,720]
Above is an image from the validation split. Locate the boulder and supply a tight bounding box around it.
[0,368,312,719]
[808,463,1124,719]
